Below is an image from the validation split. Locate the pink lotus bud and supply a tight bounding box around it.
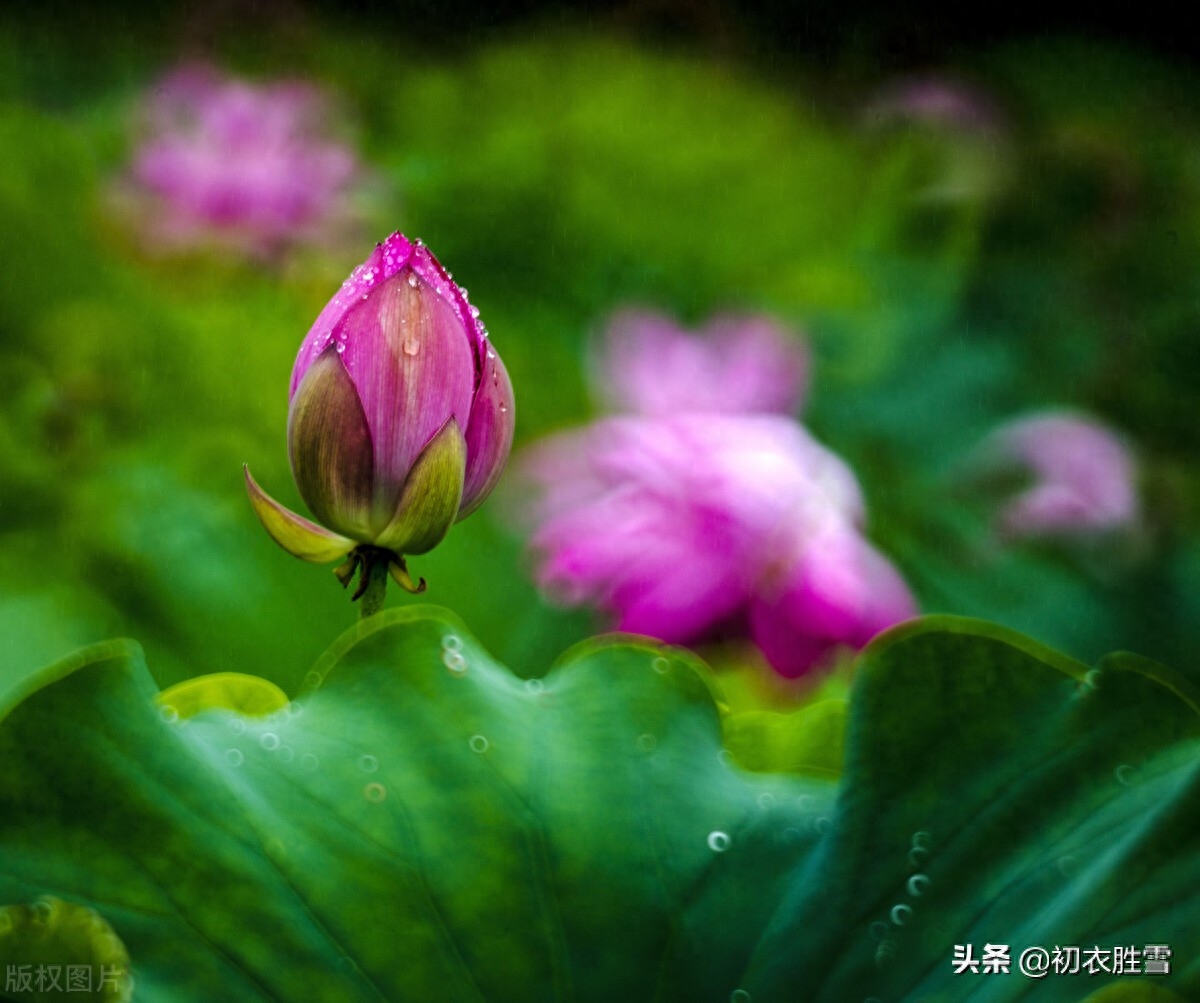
[246,233,514,600]
[594,308,809,416]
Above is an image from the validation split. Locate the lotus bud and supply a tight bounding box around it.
[245,232,515,612]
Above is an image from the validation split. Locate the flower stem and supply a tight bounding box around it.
[358,552,389,619]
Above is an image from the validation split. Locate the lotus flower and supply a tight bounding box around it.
[246,233,514,604]
[974,411,1139,540]
[125,64,364,257]
[594,308,809,416]
[521,415,915,678]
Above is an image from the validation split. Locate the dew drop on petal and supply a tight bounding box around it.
[910,830,932,848]
[260,732,280,751]
[908,846,930,867]
[441,634,463,652]
[403,337,420,356]
[406,273,419,288]
[868,921,889,942]
[815,816,832,834]
[228,718,246,735]
[637,733,657,752]
[469,735,489,754]
[1115,764,1136,785]
[707,831,731,853]
[159,706,179,725]
[524,678,545,695]
[890,904,913,926]
[907,874,930,897]
[225,749,244,767]
[359,755,379,773]
[652,656,670,674]
[301,753,320,771]
[278,746,295,763]
[364,782,387,803]
[757,792,776,810]
[443,650,467,674]
[730,991,752,1003]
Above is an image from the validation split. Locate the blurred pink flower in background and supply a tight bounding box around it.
[521,409,915,678]
[594,309,809,416]
[122,64,366,257]
[976,411,1140,540]
[865,76,1008,204]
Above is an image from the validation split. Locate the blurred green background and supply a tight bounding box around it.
[2,4,1199,703]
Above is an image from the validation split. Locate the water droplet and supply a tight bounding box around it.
[782,827,802,844]
[442,634,463,652]
[796,794,815,810]
[159,705,179,724]
[757,792,776,809]
[910,830,931,848]
[30,898,52,923]
[890,904,913,926]
[303,670,322,689]
[471,306,481,318]
[359,755,379,773]
[443,650,467,674]
[868,921,889,942]
[469,735,489,754]
[288,700,304,718]
[460,286,468,297]
[652,656,670,674]
[524,678,545,695]
[301,753,320,771]
[406,273,419,288]
[730,991,752,1003]
[707,831,731,852]
[499,402,508,413]
[815,816,832,834]
[907,874,930,897]
[364,782,387,803]
[225,749,244,767]
[403,337,420,356]
[278,746,295,763]
[228,718,246,735]
[908,846,930,867]
[637,733,657,752]
[717,749,734,767]
[1115,764,1136,785]
[260,733,280,751]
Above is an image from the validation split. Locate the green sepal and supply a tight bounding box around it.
[243,465,357,564]
[373,418,466,555]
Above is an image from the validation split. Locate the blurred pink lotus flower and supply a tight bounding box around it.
[865,77,1008,204]
[867,78,1001,134]
[522,414,915,678]
[125,64,365,257]
[976,411,1139,540]
[594,308,809,416]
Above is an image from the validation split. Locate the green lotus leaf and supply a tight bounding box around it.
[0,611,1196,1002]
